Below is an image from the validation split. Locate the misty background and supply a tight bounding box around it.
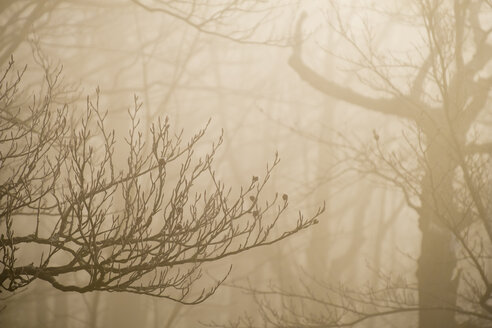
[1,1,491,327]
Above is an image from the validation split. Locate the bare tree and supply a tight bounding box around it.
[0,58,323,305]
[129,0,293,45]
[211,0,492,327]
[0,1,61,65]
[288,0,492,325]
[0,0,294,70]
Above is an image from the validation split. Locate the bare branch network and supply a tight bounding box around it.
[0,58,324,304]
[215,0,492,326]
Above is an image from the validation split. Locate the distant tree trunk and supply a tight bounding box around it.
[88,292,101,328]
[104,294,147,328]
[53,292,68,328]
[36,284,49,328]
[416,133,459,328]
[308,41,336,278]
[308,122,331,277]
[329,187,370,281]
[417,223,457,328]
[372,193,404,279]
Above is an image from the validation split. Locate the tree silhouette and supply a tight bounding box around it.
[214,1,492,327]
[285,1,492,326]
[0,58,323,304]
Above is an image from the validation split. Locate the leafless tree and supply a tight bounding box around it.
[0,58,323,305]
[211,0,492,327]
[0,0,293,69]
[129,0,293,45]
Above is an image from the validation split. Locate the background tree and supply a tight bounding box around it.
[219,0,492,327]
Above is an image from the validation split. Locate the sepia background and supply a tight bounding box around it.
[1,0,491,327]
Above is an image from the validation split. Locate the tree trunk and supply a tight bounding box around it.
[417,223,457,328]
[416,136,458,328]
[104,294,147,328]
[53,291,68,328]
[36,284,50,328]
[88,292,100,328]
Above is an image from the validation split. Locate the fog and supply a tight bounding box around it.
[1,1,491,327]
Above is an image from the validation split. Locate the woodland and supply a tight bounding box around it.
[0,1,491,327]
